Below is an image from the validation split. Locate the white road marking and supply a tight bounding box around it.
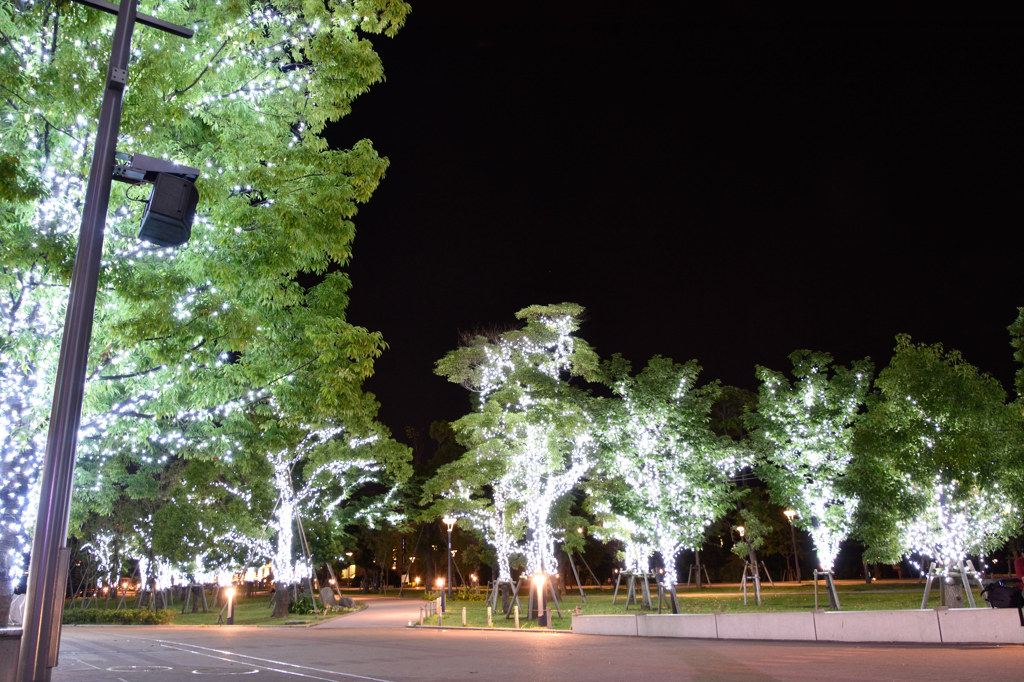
[148,640,397,682]
[66,657,103,670]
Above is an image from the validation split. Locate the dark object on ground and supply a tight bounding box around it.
[338,596,356,608]
[981,580,1024,626]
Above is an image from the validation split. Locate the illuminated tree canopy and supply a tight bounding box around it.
[749,351,873,572]
[849,335,1018,568]
[597,355,741,600]
[435,303,600,578]
[0,0,409,622]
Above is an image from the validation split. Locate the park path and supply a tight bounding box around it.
[315,595,423,629]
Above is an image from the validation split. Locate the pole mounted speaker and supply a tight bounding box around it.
[113,152,200,247]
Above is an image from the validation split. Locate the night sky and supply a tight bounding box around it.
[325,2,1022,441]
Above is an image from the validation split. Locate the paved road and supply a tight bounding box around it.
[53,597,1021,682]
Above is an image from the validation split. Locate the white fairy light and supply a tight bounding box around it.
[1,0,407,609]
[600,358,741,590]
[902,476,1016,574]
[752,353,872,572]
[436,304,595,579]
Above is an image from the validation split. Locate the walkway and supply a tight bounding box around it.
[50,596,1021,682]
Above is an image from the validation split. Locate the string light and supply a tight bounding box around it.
[0,0,408,600]
[752,353,872,572]
[599,358,741,589]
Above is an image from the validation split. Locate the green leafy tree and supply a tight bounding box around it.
[748,351,873,573]
[597,355,740,607]
[849,335,1018,569]
[0,0,409,624]
[435,303,600,579]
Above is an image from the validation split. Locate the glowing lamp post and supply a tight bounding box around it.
[443,516,457,601]
[225,587,236,625]
[784,510,801,583]
[533,573,548,626]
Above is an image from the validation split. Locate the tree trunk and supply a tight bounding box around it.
[942,581,964,608]
[272,582,291,618]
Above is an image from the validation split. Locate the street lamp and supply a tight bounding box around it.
[17,3,194,680]
[784,510,801,583]
[442,516,456,602]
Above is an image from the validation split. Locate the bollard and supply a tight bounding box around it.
[514,604,520,629]
[420,606,424,626]
[462,607,467,626]
[438,607,442,626]
[487,606,492,627]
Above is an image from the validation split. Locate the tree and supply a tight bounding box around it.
[0,0,409,623]
[849,335,1017,571]
[423,455,523,585]
[748,351,873,573]
[597,355,740,609]
[435,303,600,580]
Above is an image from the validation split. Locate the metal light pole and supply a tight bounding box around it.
[442,517,456,602]
[17,3,192,680]
[784,510,801,583]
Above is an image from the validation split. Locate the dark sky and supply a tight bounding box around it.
[326,2,1022,441]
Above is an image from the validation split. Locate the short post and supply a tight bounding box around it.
[487,606,492,627]
[226,586,235,625]
[419,607,423,626]
[514,604,520,629]
[462,607,467,626]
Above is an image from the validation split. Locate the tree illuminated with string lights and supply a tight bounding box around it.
[435,303,600,579]
[0,0,409,623]
[749,351,873,573]
[849,336,1017,573]
[598,356,740,609]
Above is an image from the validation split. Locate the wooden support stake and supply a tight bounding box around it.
[566,551,587,602]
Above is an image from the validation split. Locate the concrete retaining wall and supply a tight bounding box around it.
[813,609,941,643]
[936,607,1024,645]
[636,613,717,639]
[572,607,1023,645]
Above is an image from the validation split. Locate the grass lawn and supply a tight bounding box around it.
[63,594,365,627]
[410,580,987,631]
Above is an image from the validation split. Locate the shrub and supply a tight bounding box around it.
[62,608,175,625]
[288,596,317,614]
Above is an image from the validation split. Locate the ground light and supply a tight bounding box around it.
[533,573,548,627]
[436,577,446,613]
[225,587,236,625]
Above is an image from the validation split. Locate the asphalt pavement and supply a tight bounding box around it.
[52,596,1022,682]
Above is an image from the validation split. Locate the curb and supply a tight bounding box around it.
[412,625,572,634]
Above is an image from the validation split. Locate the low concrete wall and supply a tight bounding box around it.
[636,613,717,639]
[716,612,816,641]
[813,609,941,643]
[0,628,22,682]
[572,614,638,637]
[572,608,1024,645]
[937,607,1024,645]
